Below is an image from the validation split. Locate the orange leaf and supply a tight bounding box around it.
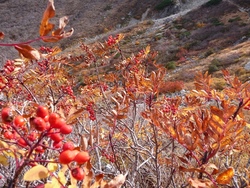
[0,32,4,39]
[40,0,55,36]
[216,167,234,184]
[14,44,41,60]
[42,28,74,43]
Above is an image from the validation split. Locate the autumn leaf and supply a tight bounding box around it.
[52,16,69,36]
[47,162,58,172]
[83,161,94,188]
[216,167,234,185]
[0,155,8,166]
[0,31,4,39]
[45,177,61,188]
[40,0,55,36]
[42,28,74,42]
[14,44,41,60]
[90,174,104,188]
[106,174,126,188]
[23,165,49,181]
[188,178,213,188]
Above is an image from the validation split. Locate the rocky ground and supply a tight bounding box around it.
[0,0,206,62]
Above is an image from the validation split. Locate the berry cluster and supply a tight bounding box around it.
[1,105,73,157]
[3,60,15,74]
[86,102,96,121]
[101,149,115,163]
[59,143,90,180]
[37,59,49,72]
[39,46,54,54]
[106,34,120,47]
[0,105,92,181]
[162,98,178,115]
[61,85,75,99]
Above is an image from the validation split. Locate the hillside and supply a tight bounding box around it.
[62,0,250,90]
[1,0,250,86]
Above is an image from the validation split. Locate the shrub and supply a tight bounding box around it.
[165,61,176,70]
[155,0,175,10]
[159,80,184,93]
[204,0,222,7]
[1,0,250,187]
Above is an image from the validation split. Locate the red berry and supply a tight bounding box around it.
[60,124,73,134]
[50,133,63,142]
[4,131,14,140]
[71,167,85,180]
[35,146,45,153]
[17,138,28,147]
[28,131,38,142]
[74,151,90,164]
[53,141,63,149]
[14,115,25,128]
[59,150,79,164]
[52,118,66,129]
[48,113,59,126]
[36,106,49,118]
[62,141,75,151]
[33,117,48,131]
[1,107,13,123]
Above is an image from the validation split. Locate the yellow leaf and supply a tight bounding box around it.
[23,165,49,181]
[0,155,8,166]
[47,162,58,172]
[0,140,9,148]
[58,165,68,185]
[216,167,234,184]
[145,45,150,55]
[45,177,61,188]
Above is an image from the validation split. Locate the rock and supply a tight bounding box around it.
[244,60,250,70]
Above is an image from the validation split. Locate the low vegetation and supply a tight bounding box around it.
[0,0,250,188]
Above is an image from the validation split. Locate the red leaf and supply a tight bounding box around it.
[14,44,41,60]
[0,32,4,39]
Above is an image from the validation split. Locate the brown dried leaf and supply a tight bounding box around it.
[106,174,126,188]
[0,32,4,39]
[188,178,213,188]
[52,16,69,36]
[90,174,104,188]
[14,44,41,60]
[40,0,55,36]
[42,28,74,42]
[66,108,84,124]
[83,161,94,188]
[80,134,88,151]
[216,167,234,185]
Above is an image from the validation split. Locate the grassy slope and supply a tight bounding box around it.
[63,0,250,91]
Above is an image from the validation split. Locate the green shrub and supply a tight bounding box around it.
[155,0,175,10]
[208,59,221,74]
[210,18,223,26]
[204,0,222,7]
[165,61,176,70]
